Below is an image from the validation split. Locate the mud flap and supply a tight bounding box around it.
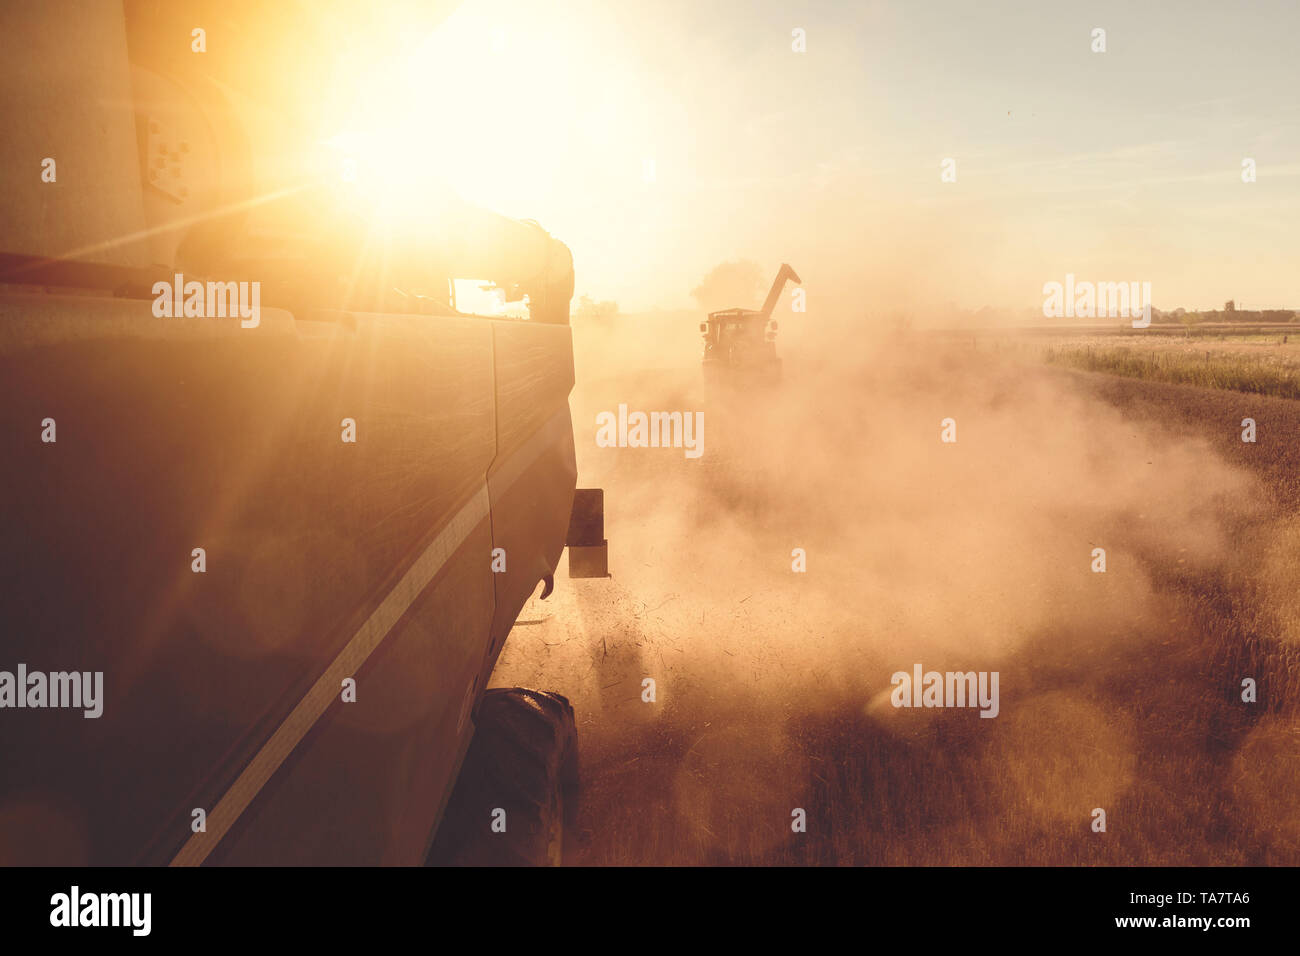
[566,488,608,578]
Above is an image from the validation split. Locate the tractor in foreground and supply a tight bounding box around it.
[0,0,605,868]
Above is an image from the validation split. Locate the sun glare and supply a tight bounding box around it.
[318,1,590,217]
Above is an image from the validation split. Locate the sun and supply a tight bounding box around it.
[315,0,591,217]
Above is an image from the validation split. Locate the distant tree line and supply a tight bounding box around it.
[1150,305,1297,324]
[573,293,619,321]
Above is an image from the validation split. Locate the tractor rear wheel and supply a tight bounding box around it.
[426,687,578,866]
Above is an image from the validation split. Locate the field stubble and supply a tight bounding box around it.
[492,318,1300,865]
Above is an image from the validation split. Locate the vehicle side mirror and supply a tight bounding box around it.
[699,323,707,332]
[770,321,779,330]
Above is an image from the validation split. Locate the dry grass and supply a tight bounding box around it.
[1040,338,1300,400]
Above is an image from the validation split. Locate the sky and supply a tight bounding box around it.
[324,0,1300,316]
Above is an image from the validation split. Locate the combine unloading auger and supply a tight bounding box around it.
[758,263,802,320]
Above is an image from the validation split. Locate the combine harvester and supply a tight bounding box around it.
[700,263,801,384]
[0,1,604,866]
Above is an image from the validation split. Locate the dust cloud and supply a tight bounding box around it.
[492,295,1296,864]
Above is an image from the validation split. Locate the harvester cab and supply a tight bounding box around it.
[701,263,800,383]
